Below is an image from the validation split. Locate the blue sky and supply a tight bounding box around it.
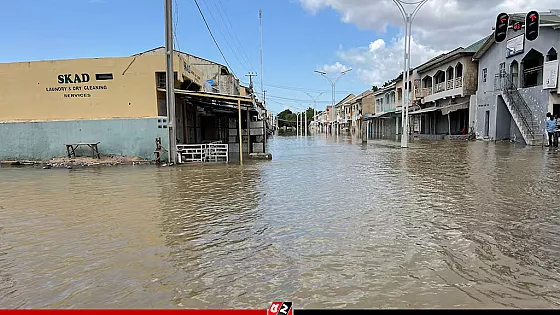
[1,0,548,114]
[0,0,400,114]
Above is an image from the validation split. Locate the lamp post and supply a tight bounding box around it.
[306,92,324,133]
[392,0,428,148]
[314,69,352,135]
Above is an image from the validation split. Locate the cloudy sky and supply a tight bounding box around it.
[0,0,557,113]
[300,0,558,89]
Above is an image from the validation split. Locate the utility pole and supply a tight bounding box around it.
[164,0,177,164]
[306,92,323,133]
[246,72,257,89]
[296,112,299,137]
[305,110,308,136]
[393,0,428,148]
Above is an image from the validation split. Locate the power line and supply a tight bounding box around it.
[173,0,180,52]
[193,0,237,77]
[200,0,251,73]
[213,0,255,70]
[265,83,356,94]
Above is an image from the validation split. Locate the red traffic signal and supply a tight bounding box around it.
[525,11,539,41]
[494,13,509,43]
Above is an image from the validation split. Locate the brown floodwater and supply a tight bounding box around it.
[1,136,560,309]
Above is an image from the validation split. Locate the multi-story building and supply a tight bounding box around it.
[368,83,397,137]
[408,38,484,139]
[473,11,560,145]
[333,94,355,134]
[347,90,374,135]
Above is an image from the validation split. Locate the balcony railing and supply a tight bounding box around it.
[421,88,433,97]
[434,82,445,93]
[446,79,454,90]
[455,77,463,88]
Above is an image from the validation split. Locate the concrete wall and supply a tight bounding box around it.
[475,27,559,140]
[0,118,168,161]
[496,95,512,140]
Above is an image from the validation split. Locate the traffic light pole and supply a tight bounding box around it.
[393,0,428,148]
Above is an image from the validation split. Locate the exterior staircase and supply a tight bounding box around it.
[495,72,541,146]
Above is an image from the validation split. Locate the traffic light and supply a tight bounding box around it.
[525,11,539,41]
[495,13,509,43]
[513,22,522,32]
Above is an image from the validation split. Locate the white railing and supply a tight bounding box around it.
[446,79,454,90]
[455,77,463,88]
[177,141,229,164]
[435,82,445,93]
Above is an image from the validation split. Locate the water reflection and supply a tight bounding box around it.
[1,137,560,308]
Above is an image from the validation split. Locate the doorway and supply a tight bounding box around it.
[484,110,490,138]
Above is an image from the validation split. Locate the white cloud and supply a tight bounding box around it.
[298,0,559,49]
[298,0,559,85]
[321,62,350,73]
[337,36,445,86]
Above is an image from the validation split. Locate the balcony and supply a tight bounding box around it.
[421,88,433,98]
[422,77,464,103]
[434,82,445,93]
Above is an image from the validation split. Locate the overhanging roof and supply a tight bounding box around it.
[160,89,256,112]
[409,102,469,115]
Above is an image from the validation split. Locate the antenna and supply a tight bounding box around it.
[259,9,264,107]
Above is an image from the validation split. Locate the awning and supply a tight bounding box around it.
[440,102,469,115]
[409,106,441,115]
[408,102,470,116]
[160,88,256,112]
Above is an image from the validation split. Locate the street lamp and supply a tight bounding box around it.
[306,91,324,133]
[392,0,429,148]
[315,69,353,135]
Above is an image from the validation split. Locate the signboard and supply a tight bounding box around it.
[45,72,109,98]
[506,34,524,58]
[543,60,559,89]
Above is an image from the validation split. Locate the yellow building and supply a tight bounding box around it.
[0,49,264,161]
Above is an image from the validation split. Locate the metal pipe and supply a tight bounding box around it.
[238,99,243,164]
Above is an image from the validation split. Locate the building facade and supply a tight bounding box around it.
[0,49,265,161]
[410,39,482,139]
[473,12,560,145]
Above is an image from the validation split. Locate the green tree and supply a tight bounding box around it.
[372,85,379,92]
[306,107,314,122]
[277,109,296,128]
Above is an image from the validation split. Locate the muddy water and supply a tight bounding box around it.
[1,137,560,309]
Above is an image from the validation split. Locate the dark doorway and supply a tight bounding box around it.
[484,110,490,138]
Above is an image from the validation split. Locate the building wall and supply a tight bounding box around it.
[362,93,375,115]
[0,53,204,160]
[0,118,168,160]
[475,27,559,140]
[0,54,193,122]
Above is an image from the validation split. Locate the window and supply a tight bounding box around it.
[521,49,544,88]
[156,72,166,89]
[482,68,487,82]
[547,48,558,62]
[95,73,113,81]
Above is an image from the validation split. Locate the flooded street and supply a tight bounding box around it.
[2,136,560,309]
